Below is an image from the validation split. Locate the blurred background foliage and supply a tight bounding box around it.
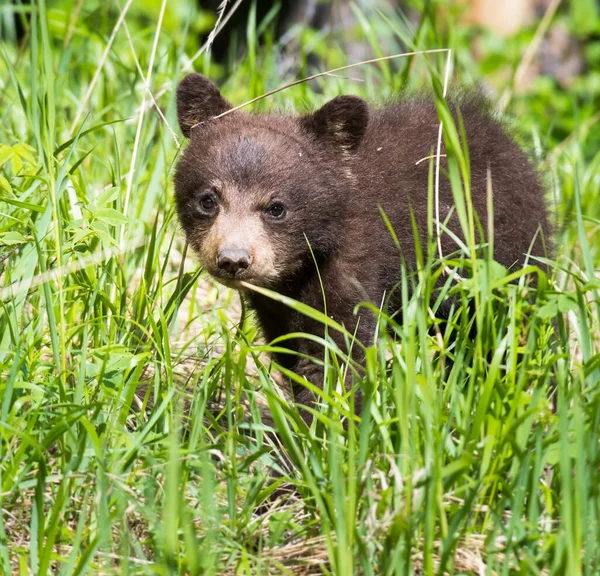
[2,0,600,155]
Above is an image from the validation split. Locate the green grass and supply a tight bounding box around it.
[1,0,600,574]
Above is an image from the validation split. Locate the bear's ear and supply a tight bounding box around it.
[302,95,369,151]
[176,73,232,138]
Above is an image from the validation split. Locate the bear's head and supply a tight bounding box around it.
[174,73,369,289]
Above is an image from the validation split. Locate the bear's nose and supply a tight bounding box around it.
[216,248,252,275]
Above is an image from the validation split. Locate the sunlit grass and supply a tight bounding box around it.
[1,1,600,574]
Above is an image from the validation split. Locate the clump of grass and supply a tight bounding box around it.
[1,1,600,574]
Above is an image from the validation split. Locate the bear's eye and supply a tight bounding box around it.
[264,202,286,220]
[198,190,218,214]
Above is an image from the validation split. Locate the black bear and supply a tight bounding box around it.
[174,73,551,415]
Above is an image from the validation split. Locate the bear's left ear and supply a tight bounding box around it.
[302,95,369,151]
[176,73,232,138]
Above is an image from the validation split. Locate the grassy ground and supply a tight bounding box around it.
[1,0,600,574]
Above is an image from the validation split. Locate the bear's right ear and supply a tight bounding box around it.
[302,95,369,151]
[176,73,232,138]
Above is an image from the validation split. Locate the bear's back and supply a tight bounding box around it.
[339,96,550,300]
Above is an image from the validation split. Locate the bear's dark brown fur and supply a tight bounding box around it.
[174,73,551,415]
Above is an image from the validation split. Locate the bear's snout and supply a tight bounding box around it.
[216,248,252,276]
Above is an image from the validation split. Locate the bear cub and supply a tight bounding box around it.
[174,73,551,415]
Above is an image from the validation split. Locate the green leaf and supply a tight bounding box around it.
[537,297,559,320]
[0,145,13,166]
[557,294,577,314]
[0,231,25,246]
[10,153,23,175]
[0,175,12,193]
[95,187,119,206]
[94,208,129,225]
[14,143,37,166]
[0,194,45,212]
